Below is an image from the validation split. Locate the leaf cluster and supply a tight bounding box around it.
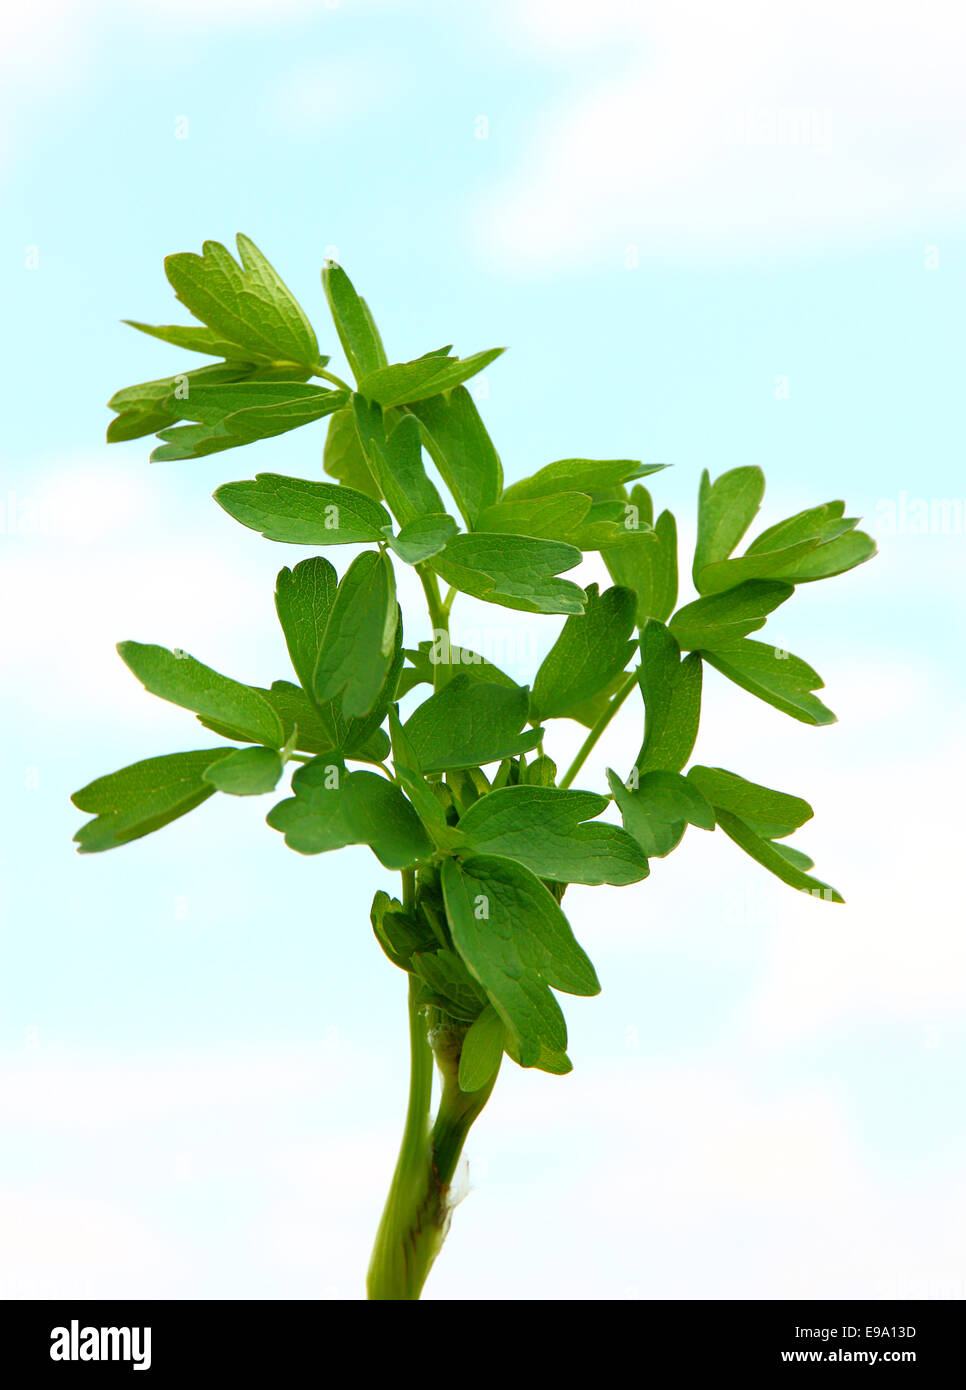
[79,238,876,1084]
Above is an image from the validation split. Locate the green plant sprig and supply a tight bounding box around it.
[75,235,876,1299]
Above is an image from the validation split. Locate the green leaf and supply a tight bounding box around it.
[344,724,392,763]
[458,1006,506,1092]
[682,766,840,898]
[323,407,381,498]
[686,766,813,838]
[417,637,517,692]
[491,760,514,791]
[202,745,283,796]
[457,785,649,886]
[370,890,438,971]
[148,424,240,462]
[321,261,387,381]
[313,551,398,718]
[441,854,599,1066]
[411,949,489,1022]
[72,749,233,853]
[694,540,826,595]
[567,497,644,550]
[502,1035,573,1076]
[603,504,678,625]
[627,483,654,530]
[353,404,446,525]
[520,754,557,787]
[702,641,836,726]
[695,500,863,594]
[607,768,714,858]
[396,641,515,698]
[266,757,354,855]
[407,386,502,525]
[196,678,390,763]
[445,768,490,816]
[692,467,764,589]
[765,529,877,583]
[744,500,838,550]
[214,475,392,545]
[253,681,340,754]
[387,707,464,849]
[530,583,636,722]
[502,458,665,503]
[117,642,284,748]
[328,635,403,759]
[150,387,347,461]
[714,809,844,902]
[164,235,319,368]
[473,492,638,553]
[194,681,323,751]
[107,363,249,443]
[358,348,504,408]
[474,493,591,542]
[770,842,816,872]
[403,675,542,773]
[384,513,458,563]
[430,533,584,616]
[341,771,433,869]
[669,580,793,652]
[275,557,338,698]
[164,380,335,424]
[745,500,855,556]
[396,650,434,699]
[636,621,702,774]
[123,319,276,361]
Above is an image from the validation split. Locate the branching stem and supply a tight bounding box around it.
[313,364,353,392]
[559,667,639,789]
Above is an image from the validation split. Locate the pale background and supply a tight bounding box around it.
[1,0,964,1299]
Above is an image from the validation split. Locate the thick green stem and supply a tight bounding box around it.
[559,667,639,789]
[431,1053,498,1190]
[366,980,496,1300]
[366,975,436,1300]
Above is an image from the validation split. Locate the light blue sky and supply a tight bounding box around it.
[2,0,964,1299]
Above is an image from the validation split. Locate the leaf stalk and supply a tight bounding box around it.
[559,667,639,789]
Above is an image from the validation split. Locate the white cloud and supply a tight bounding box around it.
[436,1058,966,1298]
[0,0,331,166]
[0,1043,390,1297]
[4,1043,964,1298]
[474,0,966,267]
[0,452,304,721]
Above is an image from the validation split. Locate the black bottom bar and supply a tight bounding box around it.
[2,1299,956,1377]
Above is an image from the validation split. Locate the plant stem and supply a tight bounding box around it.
[417,564,448,637]
[313,364,353,392]
[366,977,496,1300]
[417,564,450,690]
[558,667,639,789]
[366,563,491,1299]
[366,974,435,1300]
